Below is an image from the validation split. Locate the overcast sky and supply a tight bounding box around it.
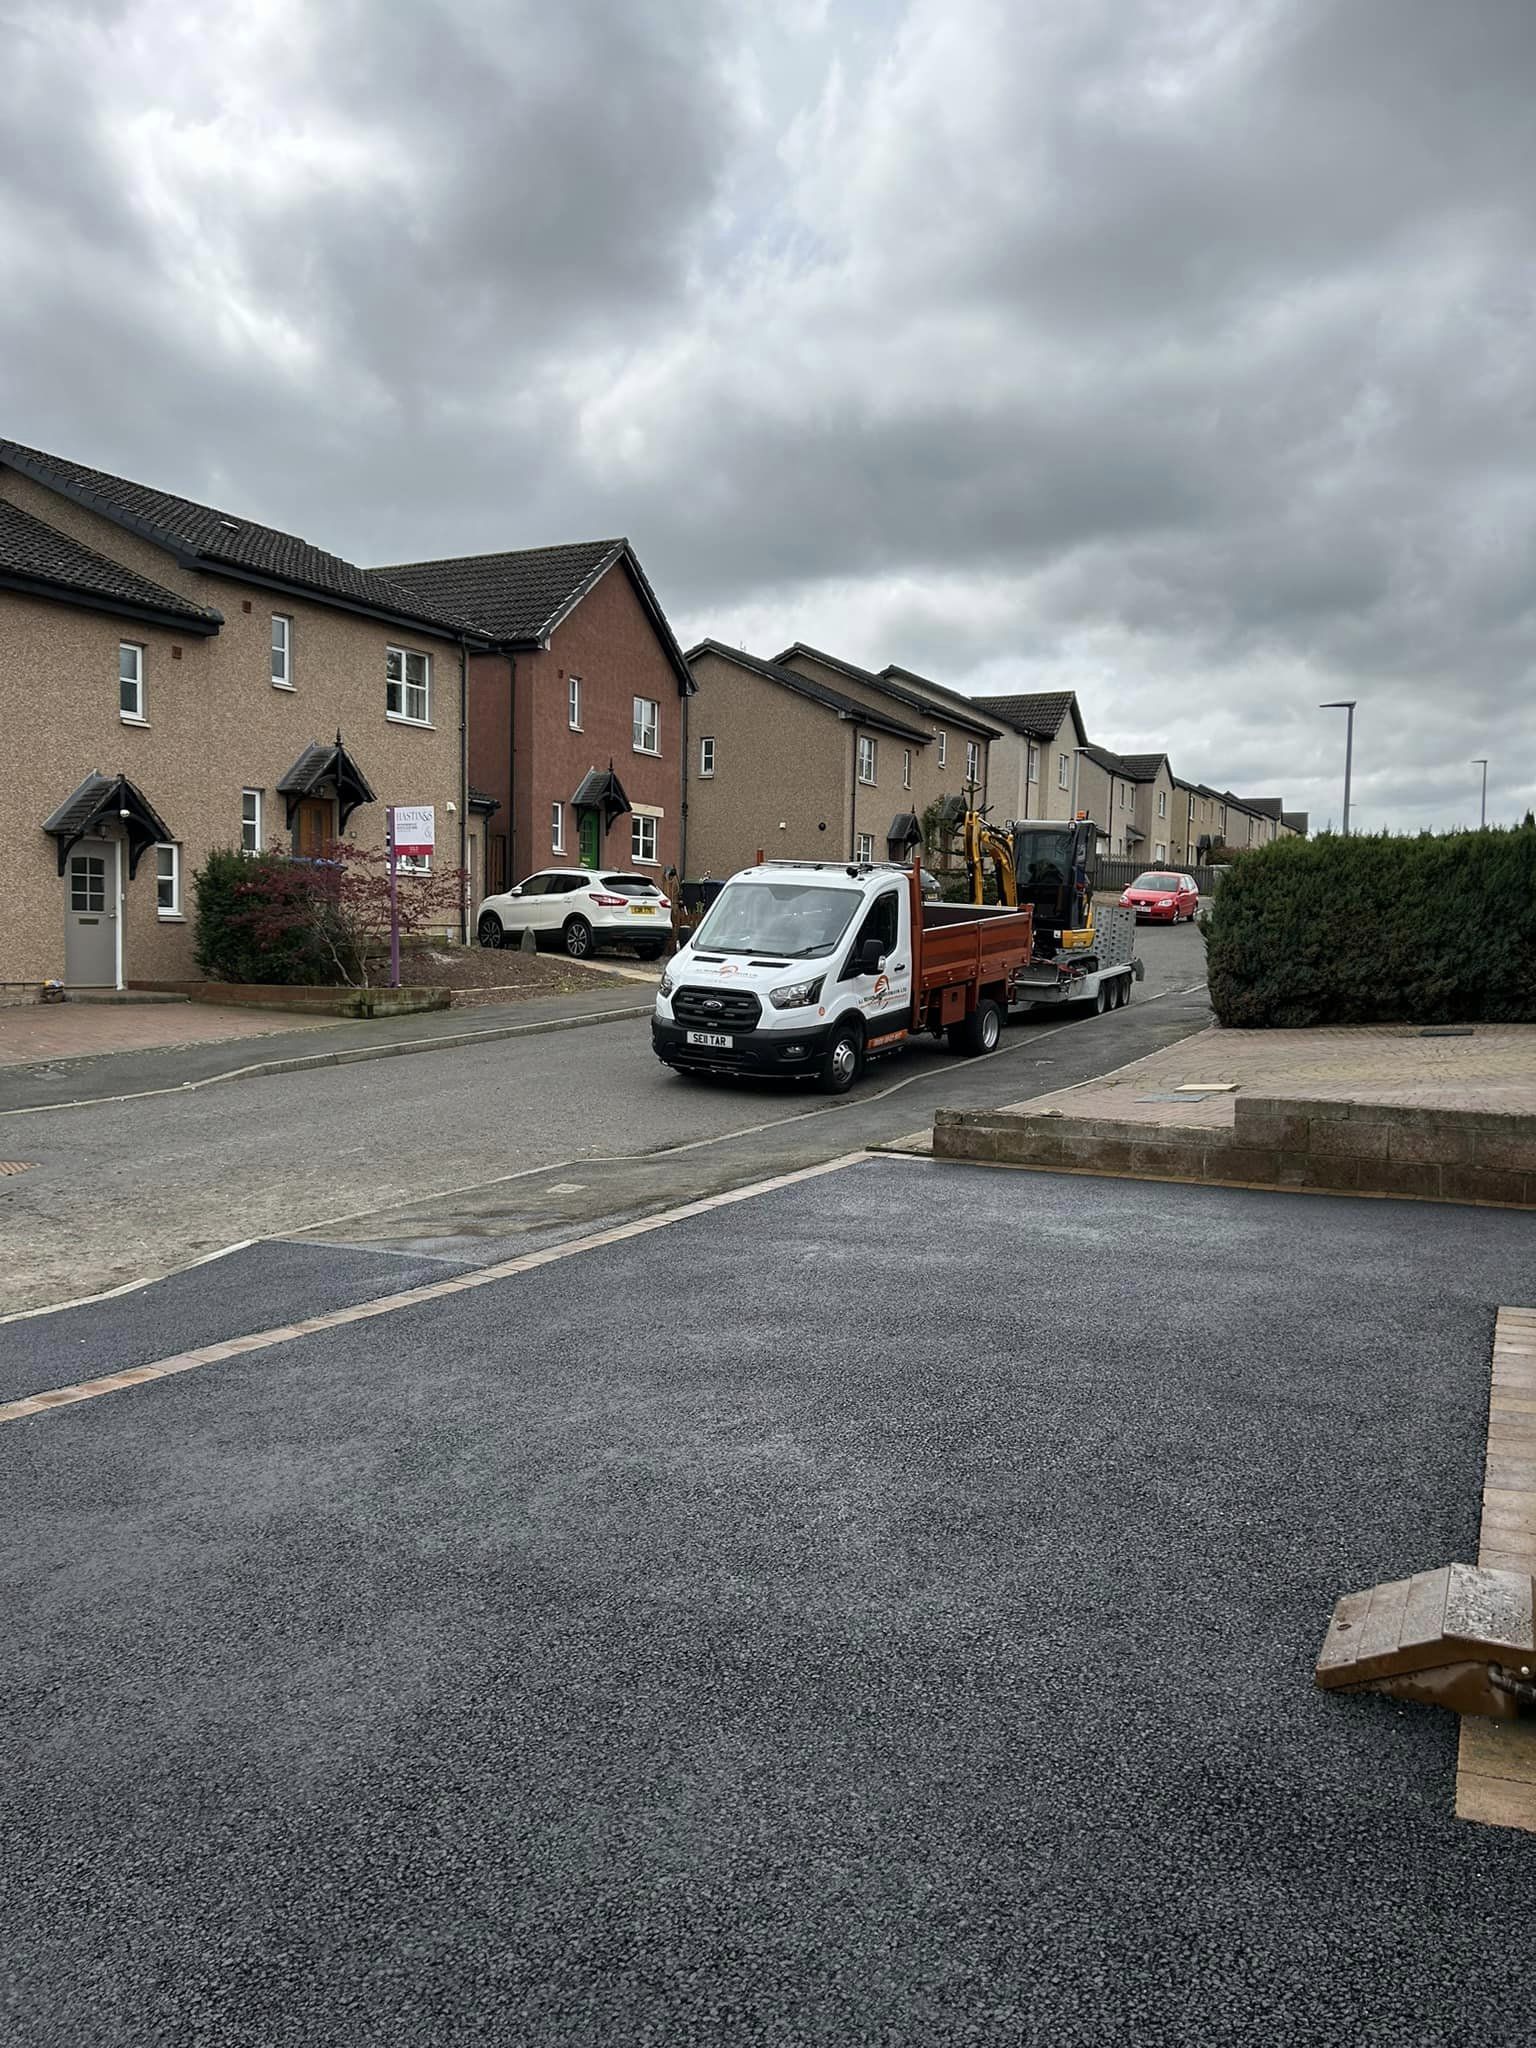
[4,0,1532,833]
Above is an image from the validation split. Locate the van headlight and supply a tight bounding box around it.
[769,975,824,1010]
[658,967,676,998]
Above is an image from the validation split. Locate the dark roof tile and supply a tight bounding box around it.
[970,690,1080,739]
[1,439,469,634]
[0,495,219,627]
[687,641,932,743]
[776,643,1002,739]
[379,539,624,643]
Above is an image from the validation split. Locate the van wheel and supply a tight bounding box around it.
[949,996,1003,1056]
[819,1020,863,1094]
[478,913,504,949]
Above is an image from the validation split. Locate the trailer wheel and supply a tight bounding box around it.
[949,996,1003,1057]
[1093,983,1111,1015]
[818,1020,863,1094]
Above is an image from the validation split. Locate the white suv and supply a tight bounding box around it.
[476,869,673,960]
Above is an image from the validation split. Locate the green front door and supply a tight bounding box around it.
[578,809,600,869]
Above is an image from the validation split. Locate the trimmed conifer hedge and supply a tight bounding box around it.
[1203,828,1536,1028]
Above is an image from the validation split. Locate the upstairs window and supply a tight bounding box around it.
[699,736,715,777]
[858,735,877,783]
[1158,790,1167,818]
[966,740,980,785]
[271,615,293,687]
[937,731,947,767]
[568,675,581,729]
[119,642,145,721]
[902,749,911,789]
[633,696,660,754]
[1058,752,1071,790]
[1027,743,1039,784]
[387,646,430,723]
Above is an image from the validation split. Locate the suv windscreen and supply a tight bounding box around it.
[693,881,863,958]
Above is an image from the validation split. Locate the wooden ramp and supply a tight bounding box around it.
[1316,1563,1535,1719]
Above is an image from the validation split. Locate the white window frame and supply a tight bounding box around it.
[856,832,874,863]
[119,641,145,722]
[1027,743,1039,784]
[902,749,911,790]
[568,675,581,730]
[1156,842,1168,863]
[155,842,181,918]
[857,735,877,785]
[632,695,660,755]
[1058,752,1071,790]
[386,646,431,724]
[1158,790,1167,818]
[551,802,565,854]
[699,736,715,778]
[631,814,658,865]
[937,731,947,768]
[241,788,263,853]
[396,851,432,875]
[966,740,980,785]
[271,614,293,689]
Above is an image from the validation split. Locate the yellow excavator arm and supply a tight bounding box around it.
[962,810,1018,906]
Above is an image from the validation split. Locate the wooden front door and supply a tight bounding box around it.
[294,798,333,856]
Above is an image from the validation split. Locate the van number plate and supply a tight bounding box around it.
[686,1031,732,1049]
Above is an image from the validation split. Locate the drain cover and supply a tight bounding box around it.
[0,1162,36,1177]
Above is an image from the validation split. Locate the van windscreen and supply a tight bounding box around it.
[693,881,863,958]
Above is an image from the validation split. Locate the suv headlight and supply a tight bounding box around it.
[658,967,676,998]
[769,974,824,1011]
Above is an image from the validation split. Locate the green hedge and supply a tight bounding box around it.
[1203,828,1536,1028]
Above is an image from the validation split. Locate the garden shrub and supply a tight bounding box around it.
[1203,827,1536,1028]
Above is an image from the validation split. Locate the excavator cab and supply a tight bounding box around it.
[1010,820,1097,954]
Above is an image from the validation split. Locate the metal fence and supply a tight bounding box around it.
[1093,856,1229,896]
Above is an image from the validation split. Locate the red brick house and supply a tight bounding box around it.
[381,540,693,894]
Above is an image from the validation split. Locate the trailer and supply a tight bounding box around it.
[1007,900,1142,1014]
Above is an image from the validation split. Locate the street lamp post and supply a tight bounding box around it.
[1320,701,1356,836]
[1472,758,1488,830]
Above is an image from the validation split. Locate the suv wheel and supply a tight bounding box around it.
[477,913,504,949]
[563,915,594,959]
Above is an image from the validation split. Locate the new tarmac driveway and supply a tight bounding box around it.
[5,1159,1533,2046]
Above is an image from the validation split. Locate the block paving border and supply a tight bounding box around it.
[1457,1306,1536,1832]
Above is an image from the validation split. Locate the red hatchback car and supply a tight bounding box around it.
[1120,870,1199,923]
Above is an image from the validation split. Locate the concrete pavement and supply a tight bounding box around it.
[0,982,654,1113]
[4,1159,1533,2046]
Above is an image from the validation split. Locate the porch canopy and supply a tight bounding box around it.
[572,764,632,832]
[277,734,375,831]
[42,772,172,877]
[886,810,921,859]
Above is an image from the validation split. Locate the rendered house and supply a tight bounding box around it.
[382,541,692,891]
[683,642,933,876]
[1,440,477,992]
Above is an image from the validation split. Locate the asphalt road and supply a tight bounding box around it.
[4,1159,1531,2047]
[0,923,1208,1319]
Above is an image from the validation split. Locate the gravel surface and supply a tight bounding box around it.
[4,1160,1533,2046]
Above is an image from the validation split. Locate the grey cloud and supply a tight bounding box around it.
[1,0,1533,831]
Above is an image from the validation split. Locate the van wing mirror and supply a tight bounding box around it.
[859,937,885,975]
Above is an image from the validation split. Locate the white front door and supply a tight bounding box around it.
[64,838,119,987]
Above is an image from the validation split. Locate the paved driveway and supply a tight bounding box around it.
[5,1160,1531,2045]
